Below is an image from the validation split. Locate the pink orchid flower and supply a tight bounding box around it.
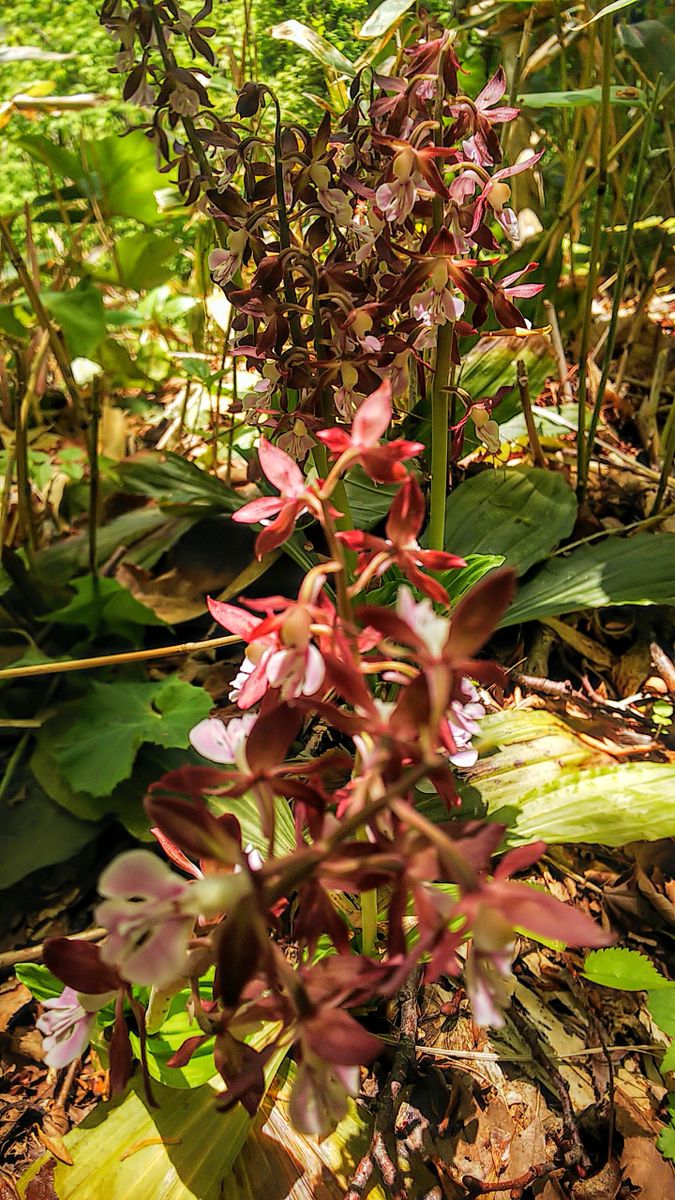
[96,849,196,988]
[317,380,424,484]
[190,712,257,767]
[410,261,466,349]
[338,475,466,604]
[206,592,328,709]
[37,986,114,1069]
[209,228,247,285]
[449,151,543,243]
[458,842,613,1025]
[449,67,520,165]
[489,262,544,329]
[232,438,322,557]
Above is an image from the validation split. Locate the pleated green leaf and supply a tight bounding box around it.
[470,710,675,847]
[442,467,577,574]
[502,532,675,626]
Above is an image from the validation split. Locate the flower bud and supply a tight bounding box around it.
[489,181,511,213]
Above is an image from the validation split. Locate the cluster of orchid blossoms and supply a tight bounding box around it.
[39,381,611,1135]
[100,4,544,461]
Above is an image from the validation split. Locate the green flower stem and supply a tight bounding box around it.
[429,321,453,552]
[360,885,378,957]
[576,13,612,499]
[584,77,663,485]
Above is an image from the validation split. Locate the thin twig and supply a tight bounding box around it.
[0,927,107,970]
[344,966,423,1200]
[543,300,575,405]
[0,634,242,681]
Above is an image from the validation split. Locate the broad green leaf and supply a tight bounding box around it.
[573,0,640,29]
[42,279,105,358]
[501,533,675,626]
[83,132,177,226]
[441,467,577,574]
[16,963,63,1003]
[648,992,675,1075]
[271,21,355,77]
[499,404,581,444]
[131,981,216,1088]
[470,709,675,846]
[519,85,646,109]
[19,131,175,226]
[43,575,165,642]
[359,0,416,39]
[657,1121,675,1163]
[92,232,181,293]
[18,1057,392,1200]
[31,743,203,839]
[649,991,675,1036]
[0,783,101,890]
[36,678,212,797]
[490,760,675,846]
[17,134,83,184]
[0,302,30,338]
[114,451,238,513]
[209,793,296,860]
[35,507,185,579]
[366,554,504,609]
[18,1035,289,1200]
[583,948,673,991]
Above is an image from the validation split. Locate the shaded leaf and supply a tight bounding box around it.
[42,280,105,359]
[0,783,101,890]
[43,575,165,642]
[35,679,212,798]
[343,467,398,531]
[501,533,675,626]
[442,467,577,574]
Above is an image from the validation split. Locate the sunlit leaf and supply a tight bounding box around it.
[359,0,416,39]
[583,948,673,991]
[519,86,646,108]
[572,0,640,29]
[17,1055,396,1200]
[501,533,675,626]
[0,44,75,63]
[470,709,675,847]
[15,963,64,1002]
[271,21,355,77]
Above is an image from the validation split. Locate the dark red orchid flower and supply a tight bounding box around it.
[338,475,466,604]
[317,379,423,484]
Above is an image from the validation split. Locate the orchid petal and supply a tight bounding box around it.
[257,437,305,497]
